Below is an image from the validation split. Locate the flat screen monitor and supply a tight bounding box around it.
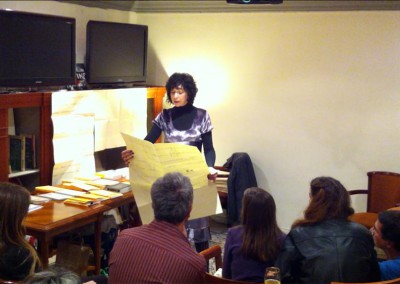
[86,20,148,86]
[0,10,76,88]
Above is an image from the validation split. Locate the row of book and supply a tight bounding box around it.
[9,134,36,172]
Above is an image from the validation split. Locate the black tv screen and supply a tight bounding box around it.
[0,10,76,88]
[86,20,148,85]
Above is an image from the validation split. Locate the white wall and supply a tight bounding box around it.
[2,1,399,230]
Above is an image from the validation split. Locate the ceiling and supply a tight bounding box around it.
[56,0,400,13]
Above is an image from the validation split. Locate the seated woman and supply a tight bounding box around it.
[222,187,286,282]
[276,176,380,283]
[0,182,40,281]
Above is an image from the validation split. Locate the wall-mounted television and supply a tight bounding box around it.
[0,10,76,89]
[86,20,148,86]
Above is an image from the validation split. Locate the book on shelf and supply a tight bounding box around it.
[9,134,36,172]
[9,135,24,172]
[22,134,36,169]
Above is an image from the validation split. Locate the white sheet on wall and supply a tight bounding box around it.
[51,89,147,185]
[93,88,148,151]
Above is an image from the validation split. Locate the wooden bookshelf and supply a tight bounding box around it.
[0,92,53,190]
[0,87,165,190]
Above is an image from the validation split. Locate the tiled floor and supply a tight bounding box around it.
[210,217,228,248]
[208,214,229,274]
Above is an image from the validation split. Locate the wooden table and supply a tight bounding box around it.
[102,191,142,227]
[23,191,140,274]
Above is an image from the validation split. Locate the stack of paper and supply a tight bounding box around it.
[28,204,43,213]
[35,185,65,193]
[34,183,123,203]
[106,182,131,193]
[64,196,99,207]
[60,181,99,191]
[30,195,50,205]
[90,189,123,199]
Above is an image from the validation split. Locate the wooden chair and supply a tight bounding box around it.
[199,244,258,284]
[349,171,400,229]
[0,279,20,284]
[331,277,400,284]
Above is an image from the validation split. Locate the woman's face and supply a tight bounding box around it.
[170,85,188,107]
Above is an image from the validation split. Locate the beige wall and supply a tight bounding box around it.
[140,11,400,230]
[2,1,399,230]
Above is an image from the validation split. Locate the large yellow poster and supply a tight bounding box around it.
[122,133,222,224]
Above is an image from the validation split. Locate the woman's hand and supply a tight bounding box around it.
[121,149,134,166]
[207,173,218,181]
[207,167,218,181]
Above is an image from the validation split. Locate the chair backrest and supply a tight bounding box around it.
[367,171,400,213]
[199,245,258,284]
[331,277,400,284]
[0,279,20,284]
[200,244,223,270]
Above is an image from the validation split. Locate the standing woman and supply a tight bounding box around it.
[0,182,40,281]
[223,187,285,282]
[122,72,217,252]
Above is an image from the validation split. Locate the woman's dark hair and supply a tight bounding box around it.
[292,177,354,228]
[240,187,284,262]
[165,72,198,105]
[0,182,41,276]
[378,210,400,251]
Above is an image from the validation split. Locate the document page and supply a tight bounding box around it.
[122,133,222,224]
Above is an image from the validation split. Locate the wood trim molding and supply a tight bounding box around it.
[57,1,400,13]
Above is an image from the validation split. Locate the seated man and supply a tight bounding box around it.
[108,172,206,283]
[371,210,400,281]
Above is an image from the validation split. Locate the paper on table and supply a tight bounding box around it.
[28,204,43,213]
[121,132,222,224]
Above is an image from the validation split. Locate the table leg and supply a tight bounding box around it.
[38,239,50,269]
[94,214,103,274]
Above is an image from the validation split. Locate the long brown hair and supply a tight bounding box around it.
[292,177,354,228]
[0,182,40,276]
[240,187,283,262]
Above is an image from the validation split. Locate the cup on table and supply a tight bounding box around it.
[264,267,281,284]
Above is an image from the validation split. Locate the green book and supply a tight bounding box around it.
[23,134,36,169]
[9,135,23,172]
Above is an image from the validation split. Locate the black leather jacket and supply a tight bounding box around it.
[275,219,380,284]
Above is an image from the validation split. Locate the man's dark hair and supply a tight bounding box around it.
[378,210,400,251]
